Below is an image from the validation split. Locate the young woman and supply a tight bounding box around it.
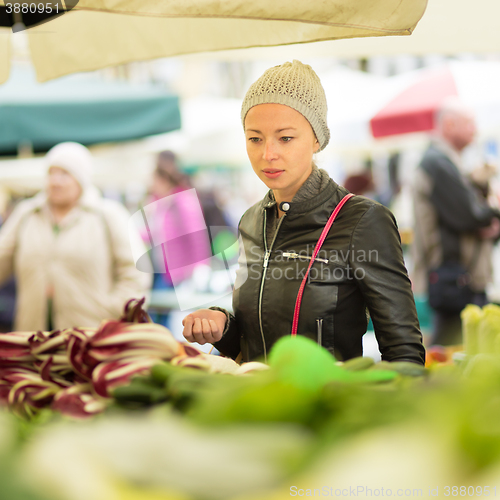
[182,60,425,365]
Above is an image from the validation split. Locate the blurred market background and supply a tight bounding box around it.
[4,1,500,498]
[3,0,500,348]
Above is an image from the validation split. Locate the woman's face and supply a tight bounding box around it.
[244,103,320,202]
[47,166,82,208]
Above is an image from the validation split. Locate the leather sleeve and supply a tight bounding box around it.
[350,204,426,365]
[209,306,241,360]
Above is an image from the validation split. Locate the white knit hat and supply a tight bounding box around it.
[46,142,93,190]
[241,60,330,151]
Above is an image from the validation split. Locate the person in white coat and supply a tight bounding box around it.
[0,142,151,331]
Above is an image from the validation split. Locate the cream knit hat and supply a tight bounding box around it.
[241,60,330,151]
[46,142,93,191]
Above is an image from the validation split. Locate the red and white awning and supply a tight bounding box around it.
[370,61,500,139]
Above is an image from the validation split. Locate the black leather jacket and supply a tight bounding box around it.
[214,178,425,365]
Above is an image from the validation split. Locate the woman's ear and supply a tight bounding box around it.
[313,140,320,153]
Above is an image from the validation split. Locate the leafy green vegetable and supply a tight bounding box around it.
[461,304,483,355]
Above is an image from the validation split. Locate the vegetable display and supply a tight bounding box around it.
[3,300,500,499]
[0,299,201,418]
[462,303,500,355]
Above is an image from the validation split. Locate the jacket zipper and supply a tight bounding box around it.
[258,209,286,362]
[283,251,329,264]
[316,318,323,346]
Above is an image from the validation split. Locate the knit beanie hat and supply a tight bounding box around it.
[241,60,330,151]
[46,142,93,191]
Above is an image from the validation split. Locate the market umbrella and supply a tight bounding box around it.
[369,61,500,139]
[203,0,500,62]
[0,65,180,154]
[0,0,427,83]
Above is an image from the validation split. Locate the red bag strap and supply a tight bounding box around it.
[291,193,354,337]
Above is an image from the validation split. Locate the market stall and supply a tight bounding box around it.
[1,299,500,499]
[6,0,500,498]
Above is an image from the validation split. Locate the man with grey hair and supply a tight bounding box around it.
[412,98,500,346]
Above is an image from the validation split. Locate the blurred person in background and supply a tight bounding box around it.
[182,60,425,365]
[0,142,151,331]
[343,170,376,197]
[411,98,500,346]
[143,151,212,326]
[0,191,16,332]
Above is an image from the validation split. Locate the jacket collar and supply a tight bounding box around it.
[32,185,104,228]
[430,136,464,172]
[32,185,102,211]
[261,168,342,216]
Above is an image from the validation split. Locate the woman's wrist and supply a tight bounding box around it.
[208,306,230,336]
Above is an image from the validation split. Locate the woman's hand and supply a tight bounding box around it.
[182,309,227,345]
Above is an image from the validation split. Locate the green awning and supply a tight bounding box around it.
[0,66,181,155]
